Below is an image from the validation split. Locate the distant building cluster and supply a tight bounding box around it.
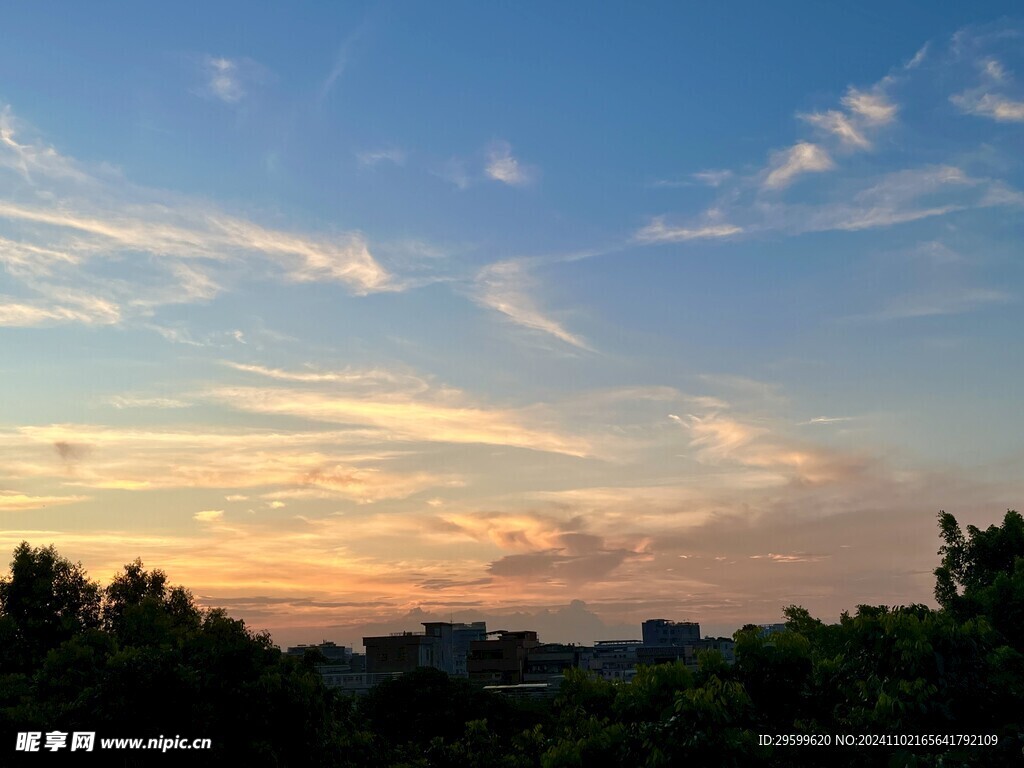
[288,618,747,696]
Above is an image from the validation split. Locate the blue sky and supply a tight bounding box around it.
[1,3,1022,646]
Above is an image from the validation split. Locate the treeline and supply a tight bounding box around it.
[1,510,1022,766]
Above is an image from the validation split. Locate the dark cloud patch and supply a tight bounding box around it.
[54,441,91,461]
[557,532,605,555]
[487,547,632,583]
[199,595,394,609]
[415,577,494,591]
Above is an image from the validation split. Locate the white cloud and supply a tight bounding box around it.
[684,412,766,461]
[798,79,897,155]
[0,290,121,327]
[840,87,897,124]
[0,107,90,183]
[750,165,1021,235]
[206,366,592,456]
[0,490,87,511]
[763,142,835,189]
[5,422,470,498]
[982,58,1008,82]
[949,49,1024,122]
[318,20,371,104]
[799,417,854,426]
[634,218,742,244]
[854,287,1011,322]
[749,552,827,564]
[145,324,206,347]
[357,148,407,167]
[224,362,430,394]
[205,57,244,103]
[485,141,535,186]
[906,43,929,70]
[194,509,225,522]
[0,106,395,327]
[107,396,191,410]
[691,170,733,187]
[474,260,591,350]
[674,409,872,489]
[801,110,871,149]
[193,56,273,105]
[952,91,1024,122]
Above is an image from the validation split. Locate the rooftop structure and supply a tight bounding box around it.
[467,630,540,685]
[642,619,701,646]
[363,621,486,676]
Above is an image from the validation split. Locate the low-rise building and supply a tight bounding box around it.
[589,640,642,682]
[364,631,440,674]
[695,637,735,663]
[285,641,353,663]
[467,630,540,684]
[642,619,701,646]
[758,623,788,637]
[523,643,593,683]
[364,621,487,676]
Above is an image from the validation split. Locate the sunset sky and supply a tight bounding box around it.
[1,3,1022,648]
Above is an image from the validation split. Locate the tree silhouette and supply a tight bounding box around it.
[0,545,352,767]
[0,542,100,673]
[934,509,1024,649]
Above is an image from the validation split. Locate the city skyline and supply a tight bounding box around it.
[1,3,1022,650]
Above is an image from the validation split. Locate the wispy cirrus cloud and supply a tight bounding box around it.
[799,416,854,426]
[207,384,590,457]
[632,35,1024,244]
[0,292,121,327]
[356,147,407,167]
[672,407,872,489]
[691,169,733,187]
[485,140,537,186]
[841,86,898,125]
[801,110,871,150]
[749,552,828,564]
[647,170,735,189]
[951,57,1024,122]
[954,92,1024,122]
[429,140,539,190]
[634,218,742,244]
[845,286,1012,323]
[797,75,899,157]
[0,107,90,183]
[107,396,191,410]
[767,80,896,188]
[4,422,458,502]
[0,490,87,511]
[223,361,429,390]
[474,260,592,351]
[762,142,836,190]
[318,19,372,105]
[634,70,900,239]
[947,23,1024,122]
[764,165,1019,234]
[203,57,245,103]
[0,106,396,327]
[194,509,225,523]
[193,56,272,105]
[206,360,593,456]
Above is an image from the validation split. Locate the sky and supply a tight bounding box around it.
[1,2,1022,649]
